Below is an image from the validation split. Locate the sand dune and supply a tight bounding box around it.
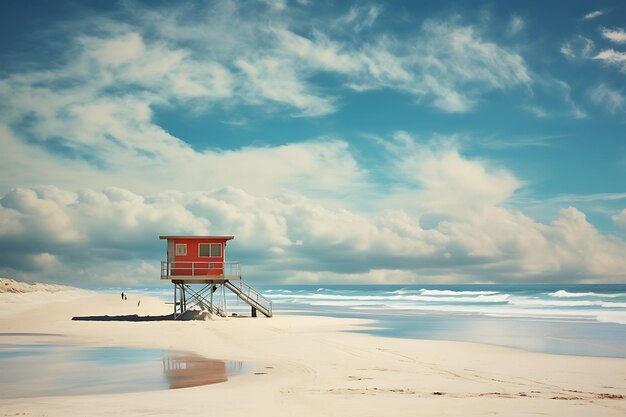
[0,277,79,293]
[0,287,624,416]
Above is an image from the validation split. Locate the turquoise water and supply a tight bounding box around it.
[111,283,626,358]
[0,340,247,399]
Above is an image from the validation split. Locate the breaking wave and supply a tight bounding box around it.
[265,293,511,303]
[261,285,626,325]
[418,289,499,296]
[549,290,623,298]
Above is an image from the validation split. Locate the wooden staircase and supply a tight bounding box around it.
[225,280,273,317]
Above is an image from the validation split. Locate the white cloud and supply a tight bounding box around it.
[0,187,81,244]
[550,192,626,203]
[507,15,524,37]
[560,36,595,60]
[0,206,22,235]
[380,133,521,215]
[284,269,429,284]
[549,207,626,277]
[594,49,626,62]
[260,0,287,12]
[551,79,587,119]
[337,4,382,32]
[235,57,336,116]
[589,84,625,113]
[583,10,604,20]
[560,44,576,59]
[613,208,626,229]
[32,253,60,269]
[601,27,626,44]
[593,49,626,71]
[523,105,550,118]
[580,36,596,57]
[274,29,362,74]
[77,32,233,101]
[407,21,531,112]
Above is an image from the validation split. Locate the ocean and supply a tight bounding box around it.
[106,283,626,358]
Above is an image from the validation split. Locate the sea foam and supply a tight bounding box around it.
[549,290,623,298]
[265,293,510,303]
[419,289,500,296]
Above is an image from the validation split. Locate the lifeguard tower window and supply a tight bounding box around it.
[199,243,221,257]
[175,244,187,256]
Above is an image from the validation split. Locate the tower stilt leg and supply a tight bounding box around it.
[173,284,177,319]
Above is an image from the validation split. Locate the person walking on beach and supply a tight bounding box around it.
[121,292,124,300]
[137,300,141,308]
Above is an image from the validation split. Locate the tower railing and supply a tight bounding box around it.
[161,261,241,279]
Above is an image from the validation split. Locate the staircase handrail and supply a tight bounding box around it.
[225,280,272,316]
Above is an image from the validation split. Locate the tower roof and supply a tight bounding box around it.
[159,235,235,240]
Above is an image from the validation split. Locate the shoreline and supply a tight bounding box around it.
[1,289,625,416]
[238,283,626,358]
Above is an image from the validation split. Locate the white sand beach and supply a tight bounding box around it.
[0,282,624,417]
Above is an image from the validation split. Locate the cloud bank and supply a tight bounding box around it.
[1,134,625,286]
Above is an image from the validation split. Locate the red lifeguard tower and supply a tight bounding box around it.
[160,235,272,318]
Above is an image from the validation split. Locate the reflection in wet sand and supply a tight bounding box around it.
[163,354,231,388]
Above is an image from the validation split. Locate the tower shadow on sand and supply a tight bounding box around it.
[72,310,214,322]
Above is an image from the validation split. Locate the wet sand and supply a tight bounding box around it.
[0,289,625,416]
[0,340,238,398]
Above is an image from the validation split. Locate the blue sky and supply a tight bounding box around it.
[0,0,625,286]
